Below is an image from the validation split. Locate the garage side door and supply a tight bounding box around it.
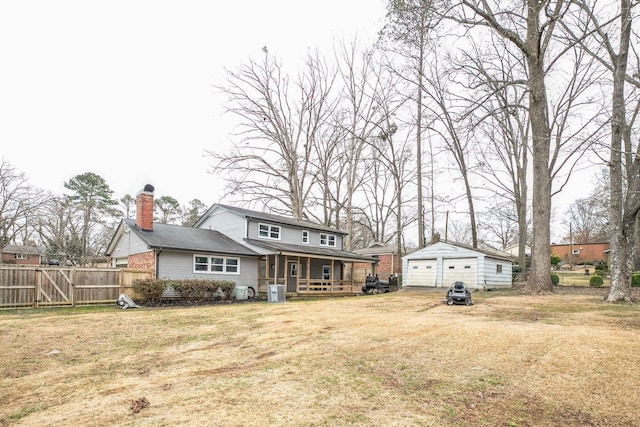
[406,259,437,287]
[442,258,477,287]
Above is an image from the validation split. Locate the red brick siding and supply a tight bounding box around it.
[1,253,40,265]
[354,253,399,279]
[128,251,156,270]
[551,243,610,265]
[136,191,154,231]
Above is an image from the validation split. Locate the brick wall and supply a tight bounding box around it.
[551,242,610,264]
[128,251,156,270]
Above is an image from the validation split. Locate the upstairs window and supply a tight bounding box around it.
[320,233,336,247]
[302,230,309,244]
[258,223,280,240]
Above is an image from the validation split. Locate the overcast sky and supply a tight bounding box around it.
[0,0,387,206]
[0,1,599,244]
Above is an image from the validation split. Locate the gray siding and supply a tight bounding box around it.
[110,230,149,257]
[199,210,247,242]
[199,206,345,252]
[157,251,259,289]
[247,219,344,250]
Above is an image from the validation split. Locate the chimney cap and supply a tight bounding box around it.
[143,184,155,193]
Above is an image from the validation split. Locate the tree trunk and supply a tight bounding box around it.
[524,4,553,293]
[605,0,633,302]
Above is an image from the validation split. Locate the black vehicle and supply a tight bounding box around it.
[362,274,398,294]
[444,281,473,305]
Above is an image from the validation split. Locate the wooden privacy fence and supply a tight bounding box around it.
[0,266,154,309]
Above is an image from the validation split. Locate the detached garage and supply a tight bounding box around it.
[402,241,513,290]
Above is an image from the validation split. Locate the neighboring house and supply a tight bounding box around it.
[503,244,531,258]
[550,242,610,265]
[402,240,514,290]
[353,242,401,283]
[1,245,43,265]
[193,204,376,294]
[106,184,376,296]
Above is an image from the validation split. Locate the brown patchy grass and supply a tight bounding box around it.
[1,288,639,427]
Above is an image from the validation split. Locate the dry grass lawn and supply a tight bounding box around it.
[1,287,640,427]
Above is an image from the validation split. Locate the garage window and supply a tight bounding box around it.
[464,265,471,269]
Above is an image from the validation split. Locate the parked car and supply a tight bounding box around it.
[444,281,473,305]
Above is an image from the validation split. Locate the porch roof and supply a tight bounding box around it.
[244,238,376,263]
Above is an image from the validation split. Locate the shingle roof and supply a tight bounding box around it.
[244,238,376,262]
[123,219,259,257]
[2,245,43,255]
[202,204,347,235]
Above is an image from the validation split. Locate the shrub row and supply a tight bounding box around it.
[132,278,236,303]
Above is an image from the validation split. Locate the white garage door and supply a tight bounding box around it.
[442,258,477,287]
[407,259,437,287]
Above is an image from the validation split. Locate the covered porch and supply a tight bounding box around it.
[253,244,376,295]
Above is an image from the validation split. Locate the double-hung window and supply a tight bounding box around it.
[320,233,336,247]
[302,230,309,244]
[194,255,239,274]
[259,223,280,240]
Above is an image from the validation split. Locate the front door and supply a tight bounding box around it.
[286,261,298,292]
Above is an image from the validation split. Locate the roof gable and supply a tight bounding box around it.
[403,241,514,261]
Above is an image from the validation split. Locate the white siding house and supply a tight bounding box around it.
[402,241,513,290]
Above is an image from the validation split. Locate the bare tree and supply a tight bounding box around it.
[422,48,480,247]
[0,159,49,247]
[478,201,521,250]
[560,0,640,300]
[451,1,571,293]
[460,35,531,276]
[562,193,609,244]
[380,0,442,248]
[209,48,336,220]
[36,196,82,265]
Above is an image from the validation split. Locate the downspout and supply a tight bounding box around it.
[155,250,161,278]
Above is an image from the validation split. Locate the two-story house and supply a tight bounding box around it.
[194,204,375,294]
[106,185,375,296]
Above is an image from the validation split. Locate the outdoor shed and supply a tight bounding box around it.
[402,241,513,290]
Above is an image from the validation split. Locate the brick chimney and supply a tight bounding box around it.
[135,184,155,231]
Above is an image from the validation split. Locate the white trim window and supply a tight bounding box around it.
[14,253,28,260]
[258,223,281,240]
[301,230,309,244]
[194,255,239,274]
[320,233,336,247]
[322,265,331,280]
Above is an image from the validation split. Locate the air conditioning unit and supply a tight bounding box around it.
[267,284,286,303]
[234,286,248,300]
